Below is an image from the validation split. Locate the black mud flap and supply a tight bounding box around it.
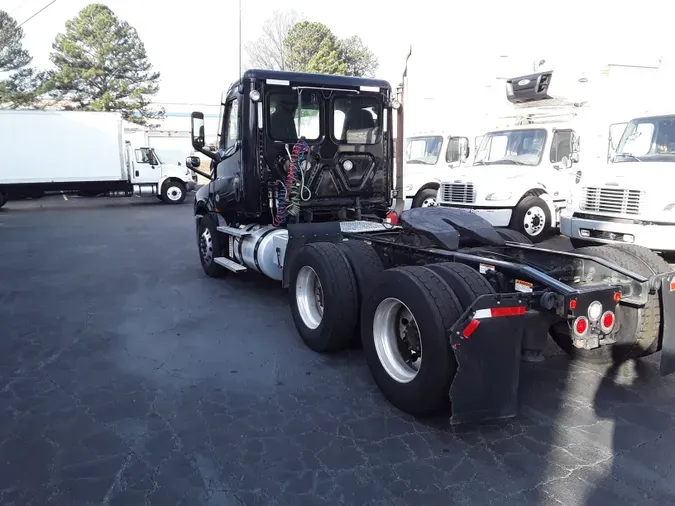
[659,273,675,375]
[282,222,343,289]
[447,296,531,425]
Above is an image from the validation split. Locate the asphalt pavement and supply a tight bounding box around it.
[1,195,675,506]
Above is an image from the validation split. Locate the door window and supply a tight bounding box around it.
[223,98,240,150]
[550,130,573,163]
[134,148,157,165]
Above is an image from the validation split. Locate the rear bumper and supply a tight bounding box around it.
[438,204,513,227]
[560,214,675,251]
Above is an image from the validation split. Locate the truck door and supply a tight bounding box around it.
[548,129,578,201]
[130,147,160,184]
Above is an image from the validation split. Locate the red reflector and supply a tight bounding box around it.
[574,317,588,335]
[614,291,622,302]
[463,319,480,338]
[490,306,526,317]
[670,279,675,292]
[386,211,398,225]
[602,312,614,328]
[569,299,577,310]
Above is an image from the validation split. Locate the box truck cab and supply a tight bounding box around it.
[436,70,589,242]
[403,132,471,208]
[561,113,675,251]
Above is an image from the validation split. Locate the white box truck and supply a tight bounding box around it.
[561,112,675,251]
[0,110,198,208]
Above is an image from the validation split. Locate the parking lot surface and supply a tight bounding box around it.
[2,195,675,506]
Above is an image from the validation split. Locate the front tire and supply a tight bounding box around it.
[161,180,186,204]
[289,243,359,352]
[511,196,552,242]
[197,215,228,277]
[412,188,438,208]
[361,266,462,415]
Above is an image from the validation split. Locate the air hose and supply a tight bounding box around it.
[273,140,309,226]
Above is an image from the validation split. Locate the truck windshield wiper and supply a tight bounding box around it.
[406,160,433,165]
[491,159,528,165]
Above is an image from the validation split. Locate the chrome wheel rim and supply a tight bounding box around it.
[523,206,546,236]
[167,186,183,201]
[200,227,213,264]
[421,196,437,207]
[296,266,324,329]
[373,297,422,383]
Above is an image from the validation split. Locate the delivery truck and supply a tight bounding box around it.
[0,110,198,208]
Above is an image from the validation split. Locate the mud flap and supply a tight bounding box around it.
[447,298,531,425]
[283,222,343,289]
[659,273,675,375]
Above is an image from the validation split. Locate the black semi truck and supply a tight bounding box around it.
[185,68,675,424]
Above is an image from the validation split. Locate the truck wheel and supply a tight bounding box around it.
[412,188,438,208]
[337,240,384,344]
[289,242,359,352]
[0,193,6,209]
[550,245,661,363]
[495,228,533,245]
[425,262,495,308]
[511,196,552,243]
[161,180,186,204]
[607,244,671,274]
[361,266,462,415]
[197,215,228,278]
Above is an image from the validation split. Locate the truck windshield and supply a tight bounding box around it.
[474,129,546,166]
[405,136,443,165]
[614,115,675,162]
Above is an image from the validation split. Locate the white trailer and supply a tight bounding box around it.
[0,110,198,208]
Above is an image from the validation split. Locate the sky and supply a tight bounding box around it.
[6,0,675,118]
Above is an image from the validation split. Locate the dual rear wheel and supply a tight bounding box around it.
[288,241,495,415]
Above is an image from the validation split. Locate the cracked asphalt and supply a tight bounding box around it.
[1,195,675,506]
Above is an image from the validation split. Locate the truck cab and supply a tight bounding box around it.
[403,132,471,208]
[123,143,197,203]
[561,113,675,251]
[436,70,584,242]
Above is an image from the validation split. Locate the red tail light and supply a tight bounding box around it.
[573,316,589,336]
[601,311,615,333]
[385,211,398,225]
[462,319,480,339]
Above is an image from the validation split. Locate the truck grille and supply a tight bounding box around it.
[580,187,643,215]
[440,183,475,204]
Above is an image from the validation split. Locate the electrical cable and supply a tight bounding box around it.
[17,0,56,28]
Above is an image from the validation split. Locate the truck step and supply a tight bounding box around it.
[216,225,252,237]
[213,257,247,273]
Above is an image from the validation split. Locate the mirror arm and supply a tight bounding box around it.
[194,145,218,161]
[190,167,215,181]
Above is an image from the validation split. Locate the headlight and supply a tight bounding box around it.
[486,191,512,201]
[664,203,675,211]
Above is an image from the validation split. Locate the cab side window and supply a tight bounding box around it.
[550,130,573,163]
[222,98,240,150]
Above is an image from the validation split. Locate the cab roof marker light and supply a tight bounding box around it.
[360,85,380,92]
[266,79,290,86]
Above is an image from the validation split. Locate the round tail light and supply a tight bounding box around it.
[573,316,589,336]
[601,311,615,333]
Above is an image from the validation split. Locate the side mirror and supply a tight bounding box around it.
[186,156,201,169]
[191,111,206,150]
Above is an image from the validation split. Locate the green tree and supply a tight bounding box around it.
[0,10,44,107]
[284,21,346,75]
[47,4,163,125]
[339,36,379,77]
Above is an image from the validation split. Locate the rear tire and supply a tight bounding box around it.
[337,240,384,344]
[425,262,496,308]
[550,245,661,363]
[161,180,186,204]
[412,188,438,208]
[289,243,359,352]
[495,228,533,245]
[361,266,462,415]
[197,215,228,278]
[511,196,552,243]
